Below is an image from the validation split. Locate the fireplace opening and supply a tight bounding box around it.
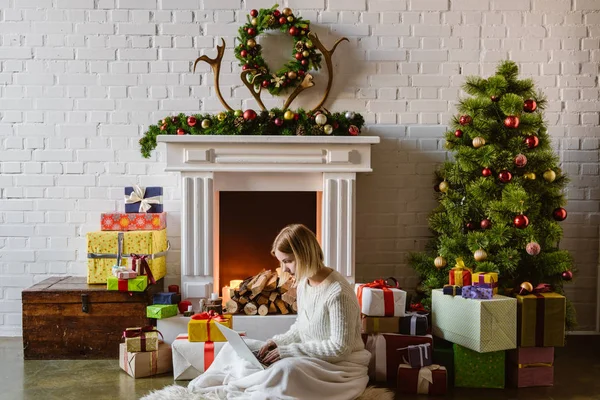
[216,191,321,296]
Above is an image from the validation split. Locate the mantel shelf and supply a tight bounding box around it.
[157,135,380,145]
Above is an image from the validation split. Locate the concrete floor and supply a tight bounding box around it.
[2,336,600,400]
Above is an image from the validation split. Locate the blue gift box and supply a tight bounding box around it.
[124,186,163,213]
[461,285,493,300]
[153,292,181,305]
[443,285,462,296]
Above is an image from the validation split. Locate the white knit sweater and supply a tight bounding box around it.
[271,269,365,363]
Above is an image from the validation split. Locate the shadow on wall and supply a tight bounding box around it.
[355,125,449,295]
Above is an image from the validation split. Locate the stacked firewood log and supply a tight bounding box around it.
[225,268,297,316]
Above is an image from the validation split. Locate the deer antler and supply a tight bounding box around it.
[283,73,315,111]
[240,70,267,111]
[193,38,233,111]
[307,33,349,113]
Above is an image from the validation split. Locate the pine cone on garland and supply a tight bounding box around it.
[296,125,306,136]
[311,125,324,135]
[234,117,245,129]
[295,42,304,52]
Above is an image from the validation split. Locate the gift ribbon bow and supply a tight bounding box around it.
[124,185,162,213]
[131,254,156,285]
[409,302,426,312]
[191,311,228,342]
[357,277,400,317]
[455,258,466,270]
[475,273,498,289]
[399,364,445,394]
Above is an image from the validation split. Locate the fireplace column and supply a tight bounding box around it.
[322,173,356,283]
[181,173,215,299]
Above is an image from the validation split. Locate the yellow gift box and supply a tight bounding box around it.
[188,313,233,342]
[87,230,167,284]
[472,272,499,295]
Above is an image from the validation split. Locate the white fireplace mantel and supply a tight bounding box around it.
[158,135,380,300]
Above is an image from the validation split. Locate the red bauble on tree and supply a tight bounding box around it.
[514,154,528,168]
[498,170,513,183]
[480,219,491,229]
[454,129,463,138]
[459,115,472,126]
[504,115,520,128]
[514,214,529,229]
[466,221,476,230]
[491,95,500,102]
[553,207,567,221]
[524,99,537,113]
[482,167,492,177]
[243,109,257,121]
[187,116,197,127]
[526,242,541,256]
[524,135,539,149]
[562,270,573,281]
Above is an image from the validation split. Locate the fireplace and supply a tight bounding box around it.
[158,135,379,303]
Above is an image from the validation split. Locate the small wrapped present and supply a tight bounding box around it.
[172,334,227,380]
[125,185,163,213]
[107,275,148,292]
[355,278,406,317]
[188,312,232,342]
[123,326,162,352]
[362,333,433,383]
[432,289,517,353]
[112,266,138,280]
[516,288,565,347]
[442,285,462,296]
[87,230,167,284]
[397,364,447,395]
[454,343,505,388]
[147,304,179,319]
[102,212,167,231]
[154,292,182,305]
[398,343,432,368]
[461,285,493,300]
[119,342,172,378]
[449,258,472,287]
[361,316,400,334]
[507,347,554,387]
[399,314,428,336]
[472,272,498,295]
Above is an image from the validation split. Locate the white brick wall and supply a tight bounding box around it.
[0,1,598,336]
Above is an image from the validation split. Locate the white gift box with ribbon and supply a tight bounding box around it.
[172,334,227,380]
[355,284,406,317]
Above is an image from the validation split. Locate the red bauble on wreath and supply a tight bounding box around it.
[514,214,529,229]
[524,99,537,113]
[498,170,513,183]
[553,207,567,221]
[525,135,539,149]
[504,115,520,128]
[459,115,472,126]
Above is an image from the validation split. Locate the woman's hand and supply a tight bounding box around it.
[261,347,281,365]
[258,339,280,365]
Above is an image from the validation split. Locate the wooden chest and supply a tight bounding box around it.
[22,276,164,360]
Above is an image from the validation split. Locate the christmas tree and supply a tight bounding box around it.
[409,60,576,328]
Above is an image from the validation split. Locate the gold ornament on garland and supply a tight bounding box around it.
[474,248,488,262]
[434,256,447,269]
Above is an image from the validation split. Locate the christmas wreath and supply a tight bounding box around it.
[235,5,322,96]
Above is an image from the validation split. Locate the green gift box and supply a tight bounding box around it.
[433,337,455,386]
[107,275,148,292]
[147,304,178,319]
[454,344,505,388]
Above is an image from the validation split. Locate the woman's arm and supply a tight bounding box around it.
[277,290,357,363]
[270,319,301,346]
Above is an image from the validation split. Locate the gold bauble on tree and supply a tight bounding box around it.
[438,181,449,193]
[474,248,487,262]
[523,172,536,180]
[472,137,486,148]
[434,256,447,269]
[543,169,556,182]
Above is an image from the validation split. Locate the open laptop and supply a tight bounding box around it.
[215,323,268,370]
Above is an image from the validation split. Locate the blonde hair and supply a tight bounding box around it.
[271,224,325,282]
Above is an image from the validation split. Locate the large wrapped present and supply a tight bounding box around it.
[107,275,148,292]
[442,285,462,296]
[361,316,399,334]
[123,326,162,352]
[432,337,454,386]
[399,314,428,336]
[124,185,163,213]
[87,230,167,284]
[172,334,227,380]
[472,272,498,295]
[454,344,505,388]
[397,364,447,395]
[432,289,516,353]
[507,347,554,387]
[188,312,232,343]
[362,333,433,383]
[398,343,432,368]
[147,304,178,319]
[154,292,182,305]
[102,212,167,231]
[355,279,406,317]
[517,290,565,347]
[119,342,172,378]
[461,285,493,300]
[448,258,472,287]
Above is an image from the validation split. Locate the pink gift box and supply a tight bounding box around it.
[116,270,138,279]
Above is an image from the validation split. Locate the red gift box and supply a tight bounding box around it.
[362,333,433,383]
[101,212,167,231]
[507,347,554,387]
[397,364,447,395]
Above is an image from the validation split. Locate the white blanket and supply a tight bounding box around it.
[188,339,371,400]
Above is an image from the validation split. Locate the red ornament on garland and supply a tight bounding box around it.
[274,118,283,126]
[454,129,463,138]
[247,27,257,36]
[273,9,281,17]
[177,128,186,136]
[261,80,270,88]
[498,170,513,183]
[553,207,567,221]
[524,99,537,113]
[187,116,197,127]
[504,115,520,128]
[295,52,303,60]
[160,124,167,131]
[482,167,492,177]
[301,59,309,66]
[279,16,287,25]
[514,154,528,168]
[480,219,491,229]
[243,109,257,121]
[524,135,539,149]
[240,50,248,58]
[250,9,258,17]
[514,214,529,229]
[289,27,299,36]
[459,115,472,126]
[348,125,359,136]
[561,270,573,281]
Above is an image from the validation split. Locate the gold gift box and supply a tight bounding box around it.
[188,314,233,342]
[517,292,565,347]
